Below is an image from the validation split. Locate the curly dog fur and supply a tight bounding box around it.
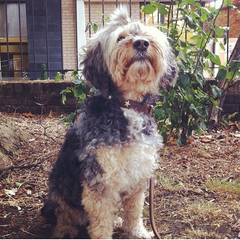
[41,6,178,239]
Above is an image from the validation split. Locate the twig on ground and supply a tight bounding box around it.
[20,228,38,237]
[0,153,57,175]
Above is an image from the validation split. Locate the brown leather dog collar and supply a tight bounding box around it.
[119,99,153,115]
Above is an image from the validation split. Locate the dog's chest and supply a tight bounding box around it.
[95,108,162,192]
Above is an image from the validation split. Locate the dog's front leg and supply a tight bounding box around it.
[123,189,153,239]
[82,182,115,239]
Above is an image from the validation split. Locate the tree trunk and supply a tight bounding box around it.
[208,79,228,127]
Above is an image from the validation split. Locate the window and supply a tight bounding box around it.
[0,1,29,80]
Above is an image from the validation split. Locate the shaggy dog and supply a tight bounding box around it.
[42,6,178,239]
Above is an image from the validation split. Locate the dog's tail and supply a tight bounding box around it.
[41,200,57,224]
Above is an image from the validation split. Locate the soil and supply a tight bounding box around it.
[0,112,239,239]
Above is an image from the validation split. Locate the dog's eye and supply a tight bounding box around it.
[117,36,125,43]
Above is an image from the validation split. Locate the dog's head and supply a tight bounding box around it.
[82,6,178,102]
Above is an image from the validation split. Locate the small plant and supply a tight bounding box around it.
[55,70,98,126]
[40,63,48,80]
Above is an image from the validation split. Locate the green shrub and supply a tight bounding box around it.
[141,0,240,145]
[55,70,98,127]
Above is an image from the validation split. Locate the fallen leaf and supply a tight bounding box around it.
[26,189,32,195]
[199,151,212,158]
[187,136,194,144]
[4,189,18,196]
[234,167,240,173]
[22,112,34,118]
[200,138,212,143]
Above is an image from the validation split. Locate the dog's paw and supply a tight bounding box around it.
[128,227,154,239]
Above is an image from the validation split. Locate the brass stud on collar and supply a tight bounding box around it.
[124,101,131,107]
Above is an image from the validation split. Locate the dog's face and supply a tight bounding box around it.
[82,6,178,102]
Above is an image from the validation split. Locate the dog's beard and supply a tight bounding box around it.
[125,60,155,83]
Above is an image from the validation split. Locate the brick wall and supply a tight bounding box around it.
[0,80,239,119]
[0,80,77,114]
[62,0,77,75]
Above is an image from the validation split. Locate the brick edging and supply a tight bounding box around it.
[0,80,77,114]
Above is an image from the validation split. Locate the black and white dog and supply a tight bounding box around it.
[42,6,178,239]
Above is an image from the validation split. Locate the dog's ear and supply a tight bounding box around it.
[82,41,112,93]
[161,47,179,91]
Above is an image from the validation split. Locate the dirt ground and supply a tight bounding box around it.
[0,112,239,239]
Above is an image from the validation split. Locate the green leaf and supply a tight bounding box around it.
[166,108,173,115]
[180,40,187,48]
[215,69,227,80]
[55,72,62,82]
[15,182,22,187]
[62,94,66,104]
[210,53,221,66]
[223,32,228,45]
[211,85,222,98]
[215,27,225,37]
[224,0,232,6]
[229,60,240,71]
[79,92,86,100]
[178,73,190,88]
[92,23,99,33]
[179,49,188,63]
[161,126,167,133]
[184,0,196,5]
[219,41,225,51]
[177,138,182,146]
[226,71,234,80]
[73,79,83,85]
[203,49,210,58]
[158,8,168,15]
[142,4,156,14]
[155,109,165,119]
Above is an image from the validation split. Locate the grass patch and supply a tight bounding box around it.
[184,200,224,221]
[156,172,185,191]
[204,178,240,199]
[182,228,222,239]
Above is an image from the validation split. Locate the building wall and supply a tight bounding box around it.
[62,0,77,74]
[216,0,240,38]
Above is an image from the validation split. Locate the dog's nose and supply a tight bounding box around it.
[133,39,149,50]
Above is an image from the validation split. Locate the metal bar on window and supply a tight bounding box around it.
[116,0,118,8]
[144,0,146,24]
[74,0,78,71]
[4,0,10,72]
[199,0,203,28]
[18,0,23,73]
[60,0,64,72]
[32,0,36,71]
[129,0,132,17]
[227,6,230,61]
[88,0,91,37]
[102,0,104,27]
[46,0,49,73]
